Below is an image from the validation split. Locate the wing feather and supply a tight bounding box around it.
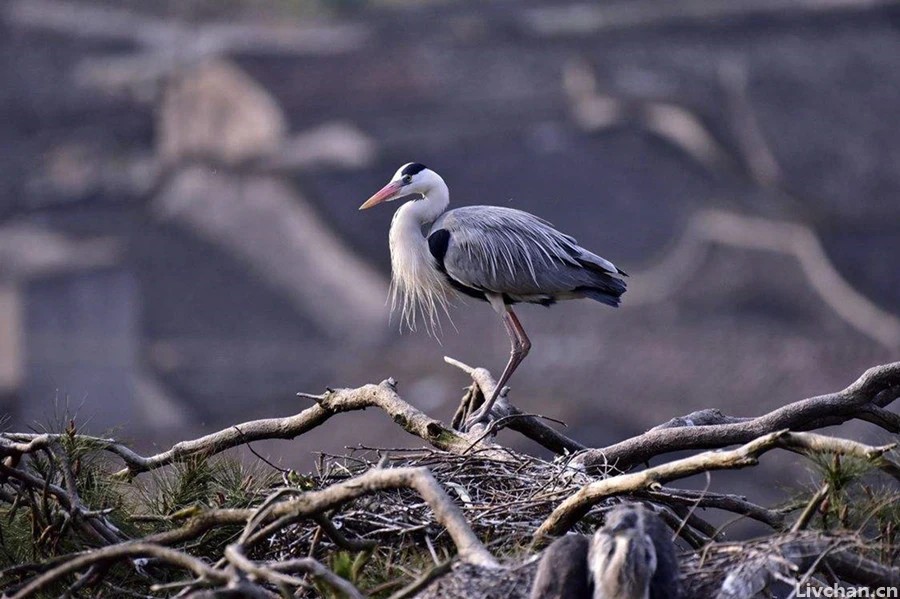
[429,206,623,300]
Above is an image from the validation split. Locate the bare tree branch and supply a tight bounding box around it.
[536,430,898,540]
[790,484,830,533]
[575,362,900,472]
[4,362,899,596]
[636,488,787,530]
[1,378,480,478]
[698,533,900,594]
[4,464,496,597]
[0,460,123,546]
[444,357,586,454]
[9,542,233,599]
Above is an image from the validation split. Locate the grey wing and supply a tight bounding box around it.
[428,206,626,305]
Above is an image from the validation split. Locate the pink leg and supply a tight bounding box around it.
[465,307,531,429]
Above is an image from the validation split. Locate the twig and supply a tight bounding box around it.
[451,383,480,430]
[312,513,376,551]
[791,484,830,533]
[387,559,456,599]
[224,543,331,596]
[234,426,291,475]
[637,488,786,529]
[670,471,714,541]
[655,505,710,550]
[0,461,121,546]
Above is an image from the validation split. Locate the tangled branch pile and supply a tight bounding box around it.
[1,360,898,598]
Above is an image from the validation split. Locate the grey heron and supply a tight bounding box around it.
[529,534,592,599]
[530,504,681,599]
[359,162,626,429]
[588,504,682,599]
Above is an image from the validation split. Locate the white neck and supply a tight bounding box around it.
[395,174,450,229]
[387,177,452,334]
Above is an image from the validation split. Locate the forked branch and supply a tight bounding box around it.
[575,361,900,472]
[535,430,899,540]
[444,356,586,454]
[0,379,478,479]
[4,465,496,597]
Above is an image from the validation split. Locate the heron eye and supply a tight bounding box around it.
[402,175,412,184]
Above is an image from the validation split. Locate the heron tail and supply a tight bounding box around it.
[575,273,626,307]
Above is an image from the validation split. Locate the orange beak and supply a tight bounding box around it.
[359,181,403,210]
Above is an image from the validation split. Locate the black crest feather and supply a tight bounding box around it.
[401,162,427,176]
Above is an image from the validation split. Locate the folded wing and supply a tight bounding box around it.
[428,206,626,306]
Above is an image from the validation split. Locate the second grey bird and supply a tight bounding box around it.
[589,504,682,599]
[530,504,682,599]
[360,163,626,429]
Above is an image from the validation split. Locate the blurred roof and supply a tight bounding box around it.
[0,1,897,457]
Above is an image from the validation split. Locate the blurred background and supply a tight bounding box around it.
[1,0,899,497]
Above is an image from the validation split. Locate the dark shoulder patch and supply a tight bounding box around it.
[427,228,451,269]
[427,228,491,304]
[401,162,427,176]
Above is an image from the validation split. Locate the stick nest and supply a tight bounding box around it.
[266,446,607,561]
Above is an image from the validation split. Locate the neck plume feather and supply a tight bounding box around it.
[388,190,452,335]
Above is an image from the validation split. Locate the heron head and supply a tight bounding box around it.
[589,529,657,599]
[359,162,437,210]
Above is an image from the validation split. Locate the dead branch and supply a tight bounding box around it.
[270,558,367,594]
[4,465,496,597]
[575,361,900,472]
[444,357,586,454]
[9,542,233,599]
[535,430,898,540]
[790,484,830,533]
[800,543,900,590]
[656,504,712,549]
[692,533,900,595]
[0,460,124,546]
[637,488,787,530]
[312,513,377,551]
[223,544,362,599]
[4,362,899,596]
[143,466,496,567]
[0,378,478,479]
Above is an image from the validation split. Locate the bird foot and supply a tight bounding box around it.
[460,412,492,434]
[459,387,510,433]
